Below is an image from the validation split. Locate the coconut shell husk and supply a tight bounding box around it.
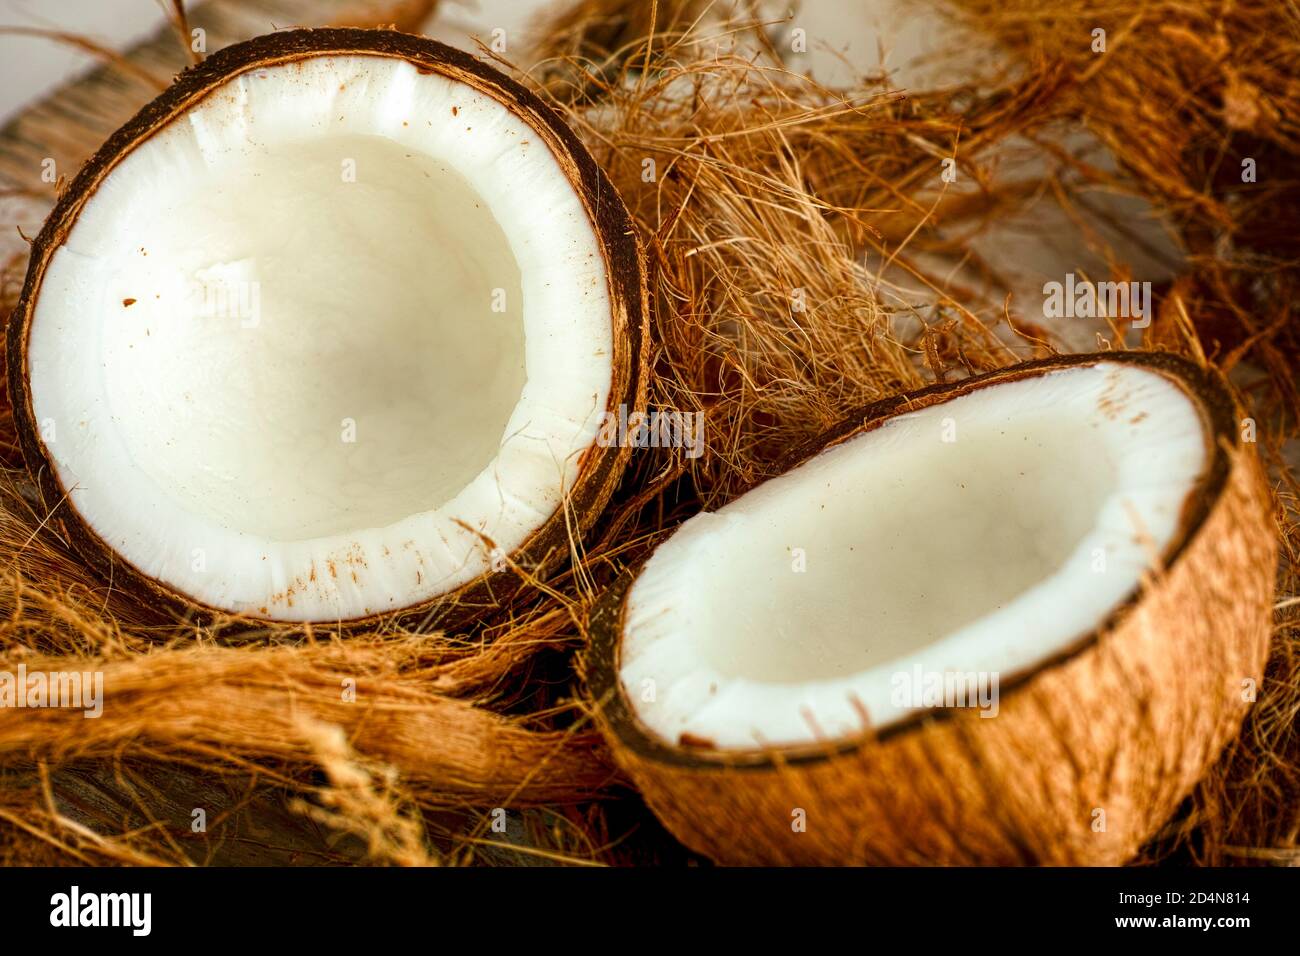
[0,0,1295,866]
[7,27,649,631]
[584,352,1276,865]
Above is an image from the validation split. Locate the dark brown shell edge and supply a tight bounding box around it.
[583,350,1276,864]
[6,28,650,631]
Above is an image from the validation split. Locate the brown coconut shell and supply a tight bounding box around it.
[6,28,649,629]
[585,351,1276,866]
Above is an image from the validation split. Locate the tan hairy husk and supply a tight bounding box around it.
[585,356,1276,866]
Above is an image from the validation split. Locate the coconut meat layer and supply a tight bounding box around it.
[28,55,613,620]
[621,362,1210,749]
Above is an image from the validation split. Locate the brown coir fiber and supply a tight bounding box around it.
[946,0,1300,399]
[0,0,1296,865]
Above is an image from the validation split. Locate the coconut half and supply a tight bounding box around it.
[9,29,647,624]
[586,352,1275,865]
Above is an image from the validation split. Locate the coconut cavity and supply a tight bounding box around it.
[103,133,525,540]
[26,53,615,620]
[620,362,1211,749]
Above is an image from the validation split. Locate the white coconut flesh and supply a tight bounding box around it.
[621,362,1210,749]
[27,55,614,620]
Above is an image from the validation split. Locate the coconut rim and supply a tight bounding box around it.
[586,350,1245,770]
[6,27,649,627]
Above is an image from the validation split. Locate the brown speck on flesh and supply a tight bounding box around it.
[1097,395,1125,420]
[328,560,337,578]
[1096,370,1130,421]
[679,732,715,748]
[266,577,302,607]
[351,571,358,584]
[451,106,458,116]
[122,298,136,307]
